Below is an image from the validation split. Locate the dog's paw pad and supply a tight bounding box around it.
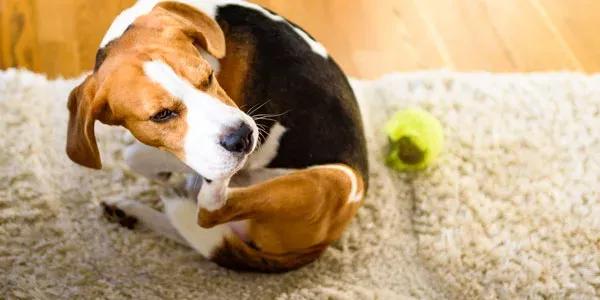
[100,202,138,230]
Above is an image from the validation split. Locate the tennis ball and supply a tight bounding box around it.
[384,108,444,171]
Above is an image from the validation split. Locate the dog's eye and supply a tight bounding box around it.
[150,109,177,123]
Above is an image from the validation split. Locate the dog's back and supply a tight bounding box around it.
[215,5,369,184]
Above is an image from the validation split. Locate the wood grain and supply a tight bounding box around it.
[1,0,42,73]
[73,0,135,74]
[34,0,79,76]
[479,0,581,71]
[416,0,520,72]
[1,0,599,79]
[0,0,3,67]
[254,0,446,78]
[532,0,600,72]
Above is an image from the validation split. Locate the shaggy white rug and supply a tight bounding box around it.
[1,69,599,300]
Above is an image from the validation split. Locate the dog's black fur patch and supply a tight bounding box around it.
[215,5,369,187]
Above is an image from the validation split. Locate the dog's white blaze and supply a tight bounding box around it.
[317,165,362,203]
[143,60,257,179]
[245,122,286,169]
[164,199,232,257]
[100,0,328,58]
[101,0,221,47]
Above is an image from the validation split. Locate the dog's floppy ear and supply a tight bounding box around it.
[146,1,226,58]
[66,76,105,169]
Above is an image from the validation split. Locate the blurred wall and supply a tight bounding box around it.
[0,0,368,78]
[1,0,595,79]
[0,0,381,78]
[1,0,136,78]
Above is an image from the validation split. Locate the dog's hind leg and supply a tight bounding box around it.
[159,189,233,258]
[102,200,189,246]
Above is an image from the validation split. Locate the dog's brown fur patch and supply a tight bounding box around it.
[200,165,365,272]
[211,236,327,273]
[216,26,256,109]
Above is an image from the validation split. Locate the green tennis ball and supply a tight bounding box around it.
[384,108,444,171]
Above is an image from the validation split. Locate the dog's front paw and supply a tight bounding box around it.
[100,201,138,229]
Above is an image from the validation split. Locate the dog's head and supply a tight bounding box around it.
[66,2,258,180]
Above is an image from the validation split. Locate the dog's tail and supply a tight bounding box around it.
[209,235,327,273]
[165,199,325,273]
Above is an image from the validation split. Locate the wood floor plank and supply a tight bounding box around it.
[73,0,135,76]
[349,0,445,77]
[416,0,519,72]
[254,0,363,76]
[0,0,4,68]
[34,0,80,77]
[0,0,41,72]
[256,0,445,78]
[417,0,582,72]
[477,0,581,72]
[253,0,357,74]
[0,0,597,77]
[533,0,600,72]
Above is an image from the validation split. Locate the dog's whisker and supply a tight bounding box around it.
[249,100,271,116]
[252,110,290,119]
[253,118,277,123]
[258,130,267,141]
[256,128,267,143]
[245,103,258,115]
[253,115,276,119]
[252,115,277,120]
[246,103,261,116]
[256,125,268,133]
[257,130,267,137]
[258,126,269,133]
[247,99,272,116]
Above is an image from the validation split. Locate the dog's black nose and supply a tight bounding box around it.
[220,123,254,153]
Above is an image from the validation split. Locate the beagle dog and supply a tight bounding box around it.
[66,0,368,273]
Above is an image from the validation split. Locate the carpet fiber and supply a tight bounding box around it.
[1,69,599,299]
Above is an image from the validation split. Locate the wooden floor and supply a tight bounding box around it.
[1,0,599,79]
